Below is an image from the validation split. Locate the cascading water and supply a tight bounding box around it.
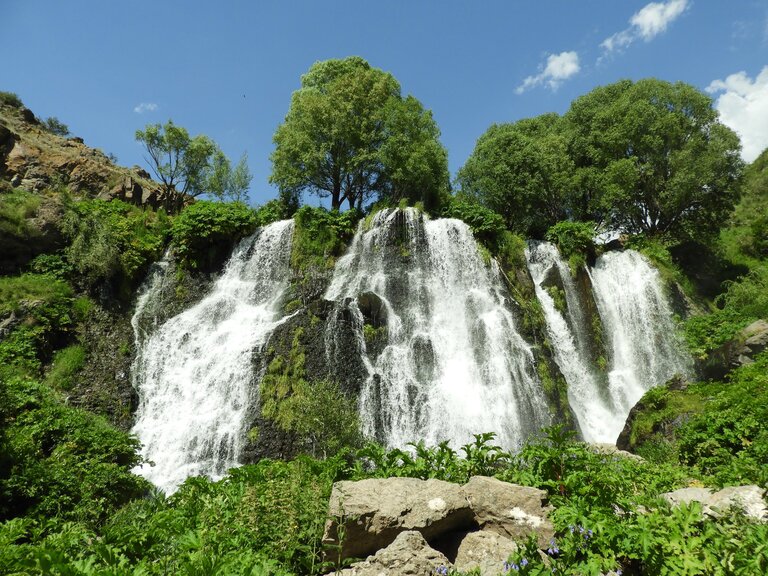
[131,220,295,493]
[588,249,690,433]
[526,241,617,442]
[325,208,550,449]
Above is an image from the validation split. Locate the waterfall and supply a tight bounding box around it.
[130,220,295,493]
[526,241,617,442]
[325,208,550,449]
[589,249,690,432]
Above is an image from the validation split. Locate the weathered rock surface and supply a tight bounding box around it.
[324,476,553,563]
[661,485,767,521]
[702,319,768,380]
[0,102,162,204]
[462,476,554,548]
[335,531,450,576]
[454,530,518,576]
[324,477,474,560]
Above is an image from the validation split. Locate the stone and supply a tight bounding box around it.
[335,531,450,576]
[462,476,554,548]
[661,485,767,521]
[454,530,518,576]
[356,291,388,328]
[589,443,644,461]
[324,477,473,561]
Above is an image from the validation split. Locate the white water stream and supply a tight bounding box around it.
[526,241,617,442]
[130,220,294,493]
[326,208,551,449]
[589,249,690,432]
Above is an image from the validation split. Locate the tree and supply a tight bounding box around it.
[136,121,252,212]
[41,116,70,137]
[270,57,448,211]
[565,79,744,241]
[457,113,574,237]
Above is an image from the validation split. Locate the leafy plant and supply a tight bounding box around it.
[170,200,256,270]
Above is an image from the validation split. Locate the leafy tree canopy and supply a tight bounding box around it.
[136,120,252,212]
[566,78,744,241]
[270,56,449,212]
[457,113,574,237]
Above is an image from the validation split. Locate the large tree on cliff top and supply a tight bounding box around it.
[270,57,449,211]
[457,113,575,237]
[566,78,744,241]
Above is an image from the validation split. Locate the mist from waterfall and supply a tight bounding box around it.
[130,220,295,493]
[325,208,551,450]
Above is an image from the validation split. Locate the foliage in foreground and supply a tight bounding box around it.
[2,419,767,575]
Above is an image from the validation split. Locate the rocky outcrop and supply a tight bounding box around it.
[323,476,552,564]
[661,485,767,521]
[702,319,768,380]
[0,103,162,204]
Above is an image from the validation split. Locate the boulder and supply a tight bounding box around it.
[324,476,555,563]
[454,530,518,576]
[335,531,450,576]
[324,477,473,561]
[356,291,388,328]
[703,319,768,380]
[661,485,767,521]
[462,476,554,548]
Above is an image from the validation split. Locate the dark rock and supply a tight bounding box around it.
[357,291,388,328]
[701,319,768,380]
[20,107,38,124]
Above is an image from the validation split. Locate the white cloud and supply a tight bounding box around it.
[707,66,768,163]
[134,102,158,114]
[516,51,581,94]
[601,0,688,55]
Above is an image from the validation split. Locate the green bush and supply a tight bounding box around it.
[290,206,359,271]
[41,117,70,137]
[0,91,23,108]
[442,196,507,252]
[0,188,40,239]
[545,221,595,272]
[170,200,257,269]
[62,199,170,290]
[0,374,149,525]
[45,345,86,391]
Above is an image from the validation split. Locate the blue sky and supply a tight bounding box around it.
[4,0,768,205]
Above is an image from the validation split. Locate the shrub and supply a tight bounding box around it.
[545,220,595,272]
[0,375,149,525]
[41,117,70,137]
[170,200,257,270]
[62,198,170,290]
[0,91,23,108]
[442,196,507,252]
[290,206,359,271]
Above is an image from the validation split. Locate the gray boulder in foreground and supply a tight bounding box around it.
[323,476,553,562]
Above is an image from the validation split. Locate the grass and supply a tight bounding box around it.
[0,273,73,315]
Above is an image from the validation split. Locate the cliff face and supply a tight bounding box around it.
[0,102,165,275]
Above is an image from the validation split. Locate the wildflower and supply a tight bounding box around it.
[568,525,575,533]
[435,565,449,575]
[616,570,623,576]
[547,538,560,556]
[521,558,529,567]
[586,529,593,539]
